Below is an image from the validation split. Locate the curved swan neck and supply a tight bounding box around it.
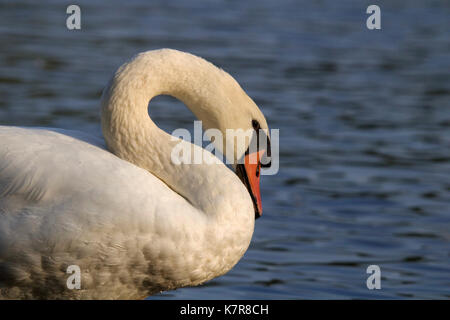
[100,49,254,225]
[102,49,232,134]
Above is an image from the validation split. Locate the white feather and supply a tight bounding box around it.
[0,49,267,299]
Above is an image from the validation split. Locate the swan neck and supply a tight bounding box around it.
[100,50,253,224]
[101,50,228,146]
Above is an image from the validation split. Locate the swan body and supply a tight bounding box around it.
[0,49,269,299]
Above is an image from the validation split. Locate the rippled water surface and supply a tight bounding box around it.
[0,0,449,299]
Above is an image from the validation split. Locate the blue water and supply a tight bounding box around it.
[0,0,449,299]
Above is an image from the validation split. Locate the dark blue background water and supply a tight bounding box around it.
[0,0,449,299]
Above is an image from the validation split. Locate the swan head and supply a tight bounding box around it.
[232,111,271,219]
[195,69,271,219]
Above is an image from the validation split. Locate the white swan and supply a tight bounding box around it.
[0,49,270,299]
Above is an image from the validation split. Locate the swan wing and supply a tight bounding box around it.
[0,126,198,299]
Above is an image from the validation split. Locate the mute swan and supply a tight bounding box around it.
[0,49,271,299]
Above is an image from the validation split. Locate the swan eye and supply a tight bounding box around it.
[252,119,260,130]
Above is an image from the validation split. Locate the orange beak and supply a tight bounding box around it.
[236,149,266,219]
